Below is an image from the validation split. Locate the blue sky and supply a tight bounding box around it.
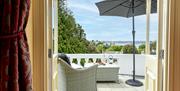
[66,0,158,41]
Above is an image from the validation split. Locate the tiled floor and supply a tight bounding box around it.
[97,75,145,91]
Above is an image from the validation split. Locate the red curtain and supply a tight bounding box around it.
[0,0,32,91]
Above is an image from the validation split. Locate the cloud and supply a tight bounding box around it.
[67,1,99,14]
[66,0,158,41]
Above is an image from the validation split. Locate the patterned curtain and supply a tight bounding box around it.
[0,0,32,91]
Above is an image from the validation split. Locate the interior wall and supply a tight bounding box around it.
[168,0,180,91]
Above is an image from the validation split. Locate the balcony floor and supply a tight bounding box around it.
[97,75,144,91]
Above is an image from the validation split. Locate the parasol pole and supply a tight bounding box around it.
[126,0,143,87]
[132,0,136,81]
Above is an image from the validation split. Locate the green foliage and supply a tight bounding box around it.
[96,44,106,53]
[72,59,78,64]
[80,58,86,67]
[58,0,91,53]
[122,44,139,54]
[96,41,104,46]
[107,45,123,52]
[139,44,145,49]
[87,41,98,53]
[150,41,157,54]
[96,58,102,63]
[88,58,93,63]
[138,44,145,54]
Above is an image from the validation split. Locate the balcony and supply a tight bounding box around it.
[57,54,157,91]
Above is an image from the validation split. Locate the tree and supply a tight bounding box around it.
[96,44,105,53]
[122,44,139,54]
[107,45,123,52]
[150,41,157,54]
[138,44,145,54]
[58,0,91,53]
[95,41,104,46]
[87,41,98,53]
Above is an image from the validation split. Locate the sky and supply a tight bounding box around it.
[66,0,158,41]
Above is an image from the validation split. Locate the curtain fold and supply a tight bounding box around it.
[0,0,32,91]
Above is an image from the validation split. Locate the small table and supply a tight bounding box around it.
[97,64,119,83]
[85,63,120,83]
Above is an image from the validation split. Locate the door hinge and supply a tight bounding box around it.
[48,49,52,58]
[159,49,164,59]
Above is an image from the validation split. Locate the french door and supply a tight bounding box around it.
[51,0,59,90]
[47,0,58,90]
[46,0,170,91]
[145,0,169,91]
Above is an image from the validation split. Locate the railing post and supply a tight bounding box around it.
[70,58,73,64]
[85,58,89,63]
[77,58,81,65]
[93,58,96,63]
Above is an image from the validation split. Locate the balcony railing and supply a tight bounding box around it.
[65,54,150,76]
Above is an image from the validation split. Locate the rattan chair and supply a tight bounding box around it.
[58,58,98,91]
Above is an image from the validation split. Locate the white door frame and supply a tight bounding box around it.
[145,0,170,91]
